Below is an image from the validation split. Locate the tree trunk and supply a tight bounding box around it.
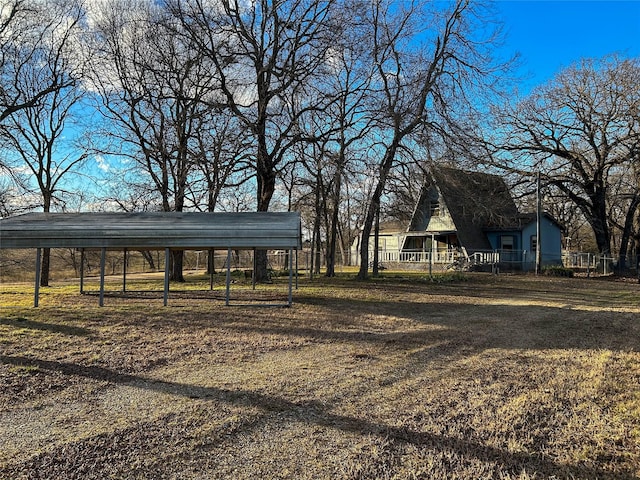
[315,229,322,275]
[569,187,611,258]
[208,250,216,275]
[325,166,343,277]
[357,144,399,280]
[310,173,324,278]
[254,139,276,282]
[590,215,611,257]
[617,195,640,271]
[325,204,339,277]
[170,250,185,282]
[40,194,52,286]
[40,247,51,287]
[356,192,379,280]
[140,250,155,270]
[372,205,380,276]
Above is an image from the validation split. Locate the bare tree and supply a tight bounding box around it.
[0,0,81,124]
[319,6,376,276]
[356,0,502,279]
[0,0,86,286]
[2,77,86,212]
[294,134,331,276]
[185,114,252,213]
[607,162,640,269]
[88,0,224,281]
[172,0,335,281]
[493,56,640,265]
[385,159,430,225]
[186,114,253,274]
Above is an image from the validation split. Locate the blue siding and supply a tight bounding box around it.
[484,217,562,268]
[485,231,521,251]
[522,216,563,265]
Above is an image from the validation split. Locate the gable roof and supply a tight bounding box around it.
[409,167,520,252]
[517,212,564,230]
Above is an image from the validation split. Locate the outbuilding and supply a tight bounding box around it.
[0,211,302,307]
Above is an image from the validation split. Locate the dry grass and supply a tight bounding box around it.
[1,272,639,479]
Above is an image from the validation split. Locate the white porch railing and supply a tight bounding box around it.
[364,249,459,265]
[358,248,549,270]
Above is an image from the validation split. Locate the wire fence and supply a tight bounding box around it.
[562,252,640,277]
[356,248,638,276]
[3,247,637,282]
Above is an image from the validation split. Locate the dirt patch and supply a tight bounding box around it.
[1,273,639,479]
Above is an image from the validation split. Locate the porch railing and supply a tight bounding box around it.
[359,248,557,271]
[373,249,459,264]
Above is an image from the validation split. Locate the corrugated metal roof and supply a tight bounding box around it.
[0,212,302,250]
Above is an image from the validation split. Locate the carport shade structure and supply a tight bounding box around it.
[0,212,302,307]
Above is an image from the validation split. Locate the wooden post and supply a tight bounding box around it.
[429,234,434,278]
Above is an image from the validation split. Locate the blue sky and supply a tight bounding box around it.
[495,0,640,93]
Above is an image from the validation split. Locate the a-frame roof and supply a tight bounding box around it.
[410,167,519,252]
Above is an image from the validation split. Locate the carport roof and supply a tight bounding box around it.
[0,212,302,250]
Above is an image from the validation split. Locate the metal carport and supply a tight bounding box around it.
[0,212,302,307]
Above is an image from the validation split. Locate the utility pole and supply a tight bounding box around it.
[536,171,542,275]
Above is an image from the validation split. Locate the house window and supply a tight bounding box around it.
[430,201,440,217]
[500,235,514,250]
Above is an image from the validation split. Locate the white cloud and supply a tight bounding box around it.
[95,155,111,173]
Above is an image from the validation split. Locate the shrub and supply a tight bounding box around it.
[543,265,574,277]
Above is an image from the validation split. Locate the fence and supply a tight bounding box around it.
[360,248,540,271]
[210,249,635,276]
[561,252,635,276]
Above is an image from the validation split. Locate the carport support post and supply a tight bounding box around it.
[225,247,231,306]
[34,248,42,307]
[288,248,293,306]
[209,249,214,290]
[79,248,84,294]
[123,249,127,292]
[99,247,106,307]
[164,248,170,306]
[252,248,256,290]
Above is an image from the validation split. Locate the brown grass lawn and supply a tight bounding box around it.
[1,272,639,479]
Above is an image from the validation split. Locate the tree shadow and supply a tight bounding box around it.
[3,277,637,477]
[0,354,633,480]
[0,316,92,337]
[241,294,640,353]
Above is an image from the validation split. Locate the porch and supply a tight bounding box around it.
[353,247,542,272]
